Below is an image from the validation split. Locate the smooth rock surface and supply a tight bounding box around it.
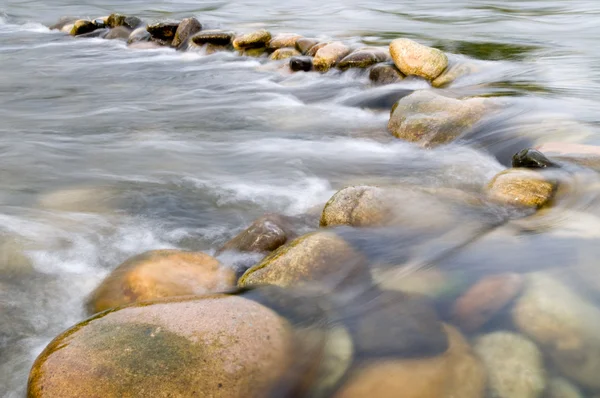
[106,13,142,30]
[217,214,296,254]
[431,61,478,87]
[146,21,180,42]
[389,38,448,80]
[267,33,303,50]
[337,48,389,70]
[486,169,555,208]
[190,30,235,46]
[270,47,301,60]
[69,20,97,36]
[313,42,351,72]
[233,29,271,50]
[290,56,313,71]
[104,26,132,40]
[171,17,201,48]
[295,38,319,54]
[369,63,404,84]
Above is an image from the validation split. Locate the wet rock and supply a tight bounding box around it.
[343,290,448,358]
[513,273,600,391]
[295,38,320,55]
[147,21,180,43]
[313,42,351,72]
[267,33,303,50]
[307,42,329,57]
[76,28,109,39]
[28,295,298,398]
[49,16,78,31]
[217,214,296,254]
[87,249,236,314]
[389,38,448,80]
[270,47,301,60]
[290,56,313,72]
[369,63,404,85]
[452,273,524,332]
[241,47,267,57]
[190,30,235,46]
[127,27,152,45]
[474,331,546,398]
[387,90,490,146]
[60,23,75,33]
[338,48,389,70]
[106,13,142,30]
[486,169,556,208]
[233,29,271,50]
[333,324,485,398]
[512,149,558,169]
[238,231,370,291]
[104,26,132,41]
[69,20,98,36]
[431,61,478,87]
[171,17,201,49]
[373,267,463,299]
[92,18,106,29]
[545,377,583,398]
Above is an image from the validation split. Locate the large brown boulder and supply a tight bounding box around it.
[87,249,236,313]
[238,231,370,291]
[389,38,448,80]
[387,90,491,147]
[28,295,300,398]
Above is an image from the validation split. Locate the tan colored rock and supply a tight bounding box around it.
[238,231,370,291]
[486,169,556,208]
[452,273,524,332]
[307,42,329,56]
[338,48,389,70]
[267,33,303,50]
[28,295,298,398]
[295,38,320,55]
[217,214,296,254]
[513,273,600,391]
[190,30,235,46]
[389,38,448,80]
[171,17,202,48]
[313,42,351,72]
[387,90,490,146]
[474,331,546,398]
[233,29,271,50]
[369,63,404,84]
[87,249,236,313]
[270,47,301,60]
[60,23,75,33]
[333,324,485,398]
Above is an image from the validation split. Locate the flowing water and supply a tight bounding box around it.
[2,0,600,397]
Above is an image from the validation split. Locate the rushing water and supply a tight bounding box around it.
[2,1,600,397]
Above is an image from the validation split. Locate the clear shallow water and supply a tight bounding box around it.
[2,1,600,397]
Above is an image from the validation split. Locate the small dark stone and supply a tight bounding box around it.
[217,214,296,255]
[147,21,180,42]
[106,13,142,30]
[190,30,235,46]
[295,38,319,55]
[105,26,132,41]
[171,17,202,49]
[70,20,98,36]
[92,19,106,29]
[512,148,559,169]
[290,56,313,72]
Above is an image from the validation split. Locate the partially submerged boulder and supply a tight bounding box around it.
[146,21,180,43]
[295,38,320,55]
[389,38,448,80]
[337,48,389,70]
[106,13,142,30]
[512,148,558,169]
[267,33,303,50]
[369,63,404,85]
[290,56,313,72]
[313,42,351,72]
[217,214,296,254]
[171,17,202,48]
[49,16,78,31]
[387,90,491,146]
[29,295,300,397]
[69,20,98,36]
[270,48,301,60]
[127,27,151,45]
[486,169,556,208]
[233,29,272,50]
[431,61,478,88]
[87,249,236,313]
[104,26,132,40]
[190,30,235,46]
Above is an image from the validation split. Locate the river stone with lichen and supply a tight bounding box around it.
[486,169,555,208]
[28,294,300,398]
[389,38,448,80]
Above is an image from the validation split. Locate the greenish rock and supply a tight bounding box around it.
[106,13,142,30]
[190,30,235,46]
[232,29,271,50]
[28,295,302,398]
[389,38,448,80]
[369,63,405,84]
[217,214,296,255]
[171,17,202,49]
[127,27,151,45]
[270,47,301,60]
[238,231,370,292]
[295,38,320,55]
[290,56,313,72]
[241,47,267,57]
[337,48,389,70]
[146,21,180,42]
[267,33,303,50]
[431,61,478,87]
[313,42,351,72]
[512,149,559,169]
[387,90,491,147]
[513,273,600,391]
[474,331,546,398]
[69,20,98,36]
[49,16,78,31]
[486,169,556,208]
[104,26,132,41]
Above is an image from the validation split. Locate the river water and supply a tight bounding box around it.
[2,1,600,397]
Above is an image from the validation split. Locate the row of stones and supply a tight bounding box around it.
[50,13,466,87]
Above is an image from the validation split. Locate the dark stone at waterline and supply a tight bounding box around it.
[70,20,99,36]
[92,19,106,29]
[217,214,297,255]
[49,16,78,30]
[512,148,558,169]
[171,17,202,49]
[369,63,404,85]
[104,26,132,40]
[190,30,235,46]
[127,27,151,45]
[290,56,313,72]
[295,38,319,55]
[106,13,142,30]
[147,21,180,42]
[338,49,389,70]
